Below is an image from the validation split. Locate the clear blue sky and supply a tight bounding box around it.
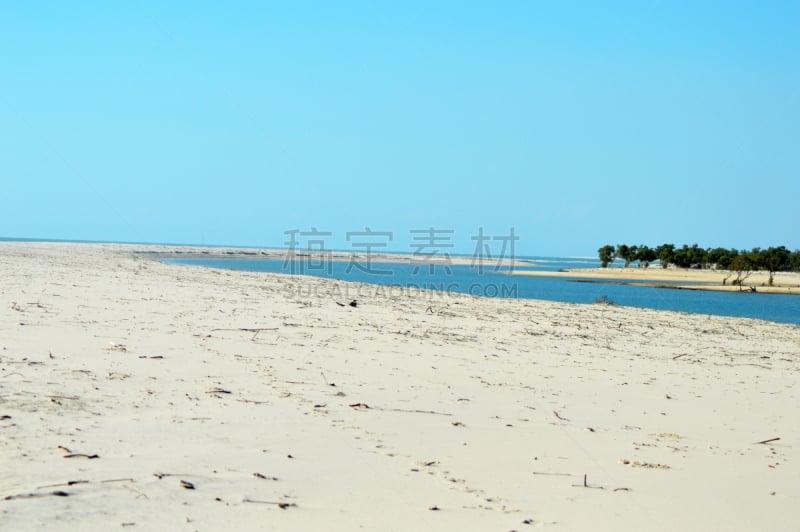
[2,1,798,256]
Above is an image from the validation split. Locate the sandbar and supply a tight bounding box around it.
[512,267,800,295]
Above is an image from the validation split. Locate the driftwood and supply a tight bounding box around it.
[5,490,69,500]
[572,474,608,490]
[237,398,269,404]
[347,402,452,416]
[211,327,279,340]
[243,498,297,509]
[35,478,133,489]
[37,480,89,488]
[153,472,194,479]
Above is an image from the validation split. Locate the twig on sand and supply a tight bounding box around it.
[553,410,569,422]
[35,478,134,490]
[253,473,279,481]
[211,327,279,332]
[348,402,452,416]
[243,498,297,509]
[211,327,279,340]
[37,480,89,489]
[5,491,69,500]
[385,407,452,416]
[153,472,194,479]
[572,474,604,490]
[755,437,781,445]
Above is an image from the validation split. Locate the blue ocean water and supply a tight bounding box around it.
[164,255,800,325]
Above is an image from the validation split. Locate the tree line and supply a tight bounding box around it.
[597,244,800,285]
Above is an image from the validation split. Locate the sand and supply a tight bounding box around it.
[1,242,799,531]
[512,267,800,295]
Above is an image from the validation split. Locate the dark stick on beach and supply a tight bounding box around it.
[243,499,297,509]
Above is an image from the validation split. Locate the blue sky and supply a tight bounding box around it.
[1,1,798,256]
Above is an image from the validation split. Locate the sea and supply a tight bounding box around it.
[163,255,800,325]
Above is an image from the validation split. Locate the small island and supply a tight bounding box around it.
[514,244,800,295]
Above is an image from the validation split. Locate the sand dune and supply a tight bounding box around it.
[1,242,799,531]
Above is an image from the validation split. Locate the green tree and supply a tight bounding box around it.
[655,244,675,268]
[789,250,800,271]
[688,244,707,268]
[729,253,754,291]
[615,244,638,267]
[760,246,790,286]
[598,245,616,268]
[728,248,740,268]
[671,245,692,268]
[597,243,800,273]
[635,245,657,268]
[706,247,733,269]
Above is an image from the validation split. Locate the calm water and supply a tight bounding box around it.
[164,256,800,325]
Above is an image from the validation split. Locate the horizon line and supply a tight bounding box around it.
[0,235,598,260]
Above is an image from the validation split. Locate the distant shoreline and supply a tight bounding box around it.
[1,237,537,267]
[134,247,527,267]
[512,267,800,295]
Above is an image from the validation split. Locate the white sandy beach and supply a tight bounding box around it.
[2,242,799,531]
